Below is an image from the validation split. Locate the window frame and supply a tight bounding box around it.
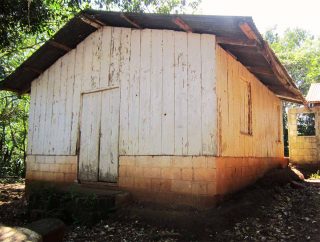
[296,112,316,137]
[240,78,252,136]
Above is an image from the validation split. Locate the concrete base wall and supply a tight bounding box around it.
[25,155,287,208]
[118,156,217,208]
[26,155,77,183]
[216,157,288,195]
[119,156,287,208]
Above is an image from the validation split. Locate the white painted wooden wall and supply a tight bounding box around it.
[28,27,217,156]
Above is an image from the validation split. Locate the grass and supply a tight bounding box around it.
[0,177,24,184]
[309,170,320,179]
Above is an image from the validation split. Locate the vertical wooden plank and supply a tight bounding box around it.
[201,34,217,155]
[99,88,120,182]
[127,30,141,155]
[150,29,163,154]
[215,45,221,156]
[82,34,94,91]
[32,75,42,154]
[51,59,62,154]
[27,78,38,154]
[139,29,152,154]
[226,54,235,156]
[161,30,175,155]
[279,101,284,156]
[58,54,68,154]
[44,67,54,154]
[70,41,84,155]
[65,50,76,154]
[109,27,122,86]
[38,71,49,154]
[100,27,112,88]
[256,75,263,157]
[248,73,252,157]
[217,46,229,156]
[233,61,242,156]
[174,31,188,155]
[119,28,131,155]
[79,92,101,181]
[187,33,202,155]
[91,28,102,89]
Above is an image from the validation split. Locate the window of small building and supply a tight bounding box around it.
[240,79,252,135]
[297,113,316,136]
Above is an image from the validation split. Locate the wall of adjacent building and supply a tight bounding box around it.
[288,106,320,164]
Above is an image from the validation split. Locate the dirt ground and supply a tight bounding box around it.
[1,169,320,242]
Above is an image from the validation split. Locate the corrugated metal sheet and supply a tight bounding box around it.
[0,10,305,103]
[306,83,320,103]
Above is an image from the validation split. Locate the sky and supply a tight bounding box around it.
[198,0,320,36]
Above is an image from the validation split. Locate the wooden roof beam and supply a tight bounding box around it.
[239,22,260,43]
[173,17,192,32]
[120,13,141,29]
[48,40,71,52]
[276,95,304,104]
[23,66,42,75]
[260,45,306,104]
[80,14,105,29]
[216,37,258,47]
[246,66,274,76]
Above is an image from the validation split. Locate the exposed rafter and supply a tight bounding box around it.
[276,95,304,104]
[172,17,192,32]
[120,13,141,29]
[246,66,274,76]
[216,37,258,47]
[239,22,260,44]
[24,66,42,75]
[80,14,105,28]
[48,40,71,52]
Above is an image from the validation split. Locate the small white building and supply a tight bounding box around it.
[0,10,304,207]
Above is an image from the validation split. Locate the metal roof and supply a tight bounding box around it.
[0,9,305,103]
[306,83,320,103]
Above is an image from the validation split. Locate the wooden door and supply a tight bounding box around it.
[79,88,120,182]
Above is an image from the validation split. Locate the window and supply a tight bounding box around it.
[297,113,316,136]
[240,79,252,135]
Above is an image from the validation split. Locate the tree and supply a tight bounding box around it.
[0,92,29,177]
[265,27,320,156]
[265,27,320,95]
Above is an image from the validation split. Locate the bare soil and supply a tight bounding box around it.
[1,168,320,242]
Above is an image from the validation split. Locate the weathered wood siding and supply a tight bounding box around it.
[28,27,217,156]
[216,45,283,157]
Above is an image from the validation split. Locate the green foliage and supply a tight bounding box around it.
[265,27,320,156]
[309,170,320,179]
[265,27,320,95]
[0,92,29,177]
[282,103,289,157]
[297,113,316,136]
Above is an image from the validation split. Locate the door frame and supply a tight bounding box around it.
[77,85,120,183]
